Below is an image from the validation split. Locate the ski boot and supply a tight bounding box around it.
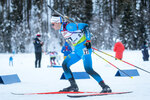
[101,85,112,93]
[59,78,79,92]
[99,81,112,93]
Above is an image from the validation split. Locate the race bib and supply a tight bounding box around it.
[62,30,83,44]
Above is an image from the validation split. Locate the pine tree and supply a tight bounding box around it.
[134,1,147,49]
[10,0,25,53]
[0,3,4,52]
[119,1,136,50]
[83,0,93,23]
[0,0,12,52]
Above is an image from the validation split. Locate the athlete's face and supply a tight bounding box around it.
[51,22,62,30]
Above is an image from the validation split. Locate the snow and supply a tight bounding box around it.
[0,50,150,100]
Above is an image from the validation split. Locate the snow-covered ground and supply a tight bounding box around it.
[0,50,150,100]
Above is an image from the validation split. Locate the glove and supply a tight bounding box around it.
[85,40,91,49]
[40,41,44,46]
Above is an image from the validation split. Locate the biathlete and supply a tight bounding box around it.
[50,15,112,93]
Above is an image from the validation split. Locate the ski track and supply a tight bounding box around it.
[0,50,150,100]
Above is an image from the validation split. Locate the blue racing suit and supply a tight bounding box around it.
[60,23,103,83]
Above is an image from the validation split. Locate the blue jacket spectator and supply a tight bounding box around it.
[61,41,72,59]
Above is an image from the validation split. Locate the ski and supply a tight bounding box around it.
[11,91,99,95]
[67,91,133,98]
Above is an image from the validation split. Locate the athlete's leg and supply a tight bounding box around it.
[83,49,112,93]
[83,53,103,83]
[60,52,81,92]
[62,52,81,79]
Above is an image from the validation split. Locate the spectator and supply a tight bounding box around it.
[61,41,72,59]
[141,41,149,61]
[113,40,125,60]
[33,34,44,68]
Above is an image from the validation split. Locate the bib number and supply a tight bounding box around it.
[83,48,89,55]
[62,30,83,44]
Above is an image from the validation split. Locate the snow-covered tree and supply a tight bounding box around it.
[0,0,150,53]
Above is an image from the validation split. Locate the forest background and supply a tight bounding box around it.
[0,0,150,53]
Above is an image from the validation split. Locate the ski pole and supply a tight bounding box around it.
[93,51,133,79]
[92,47,150,74]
